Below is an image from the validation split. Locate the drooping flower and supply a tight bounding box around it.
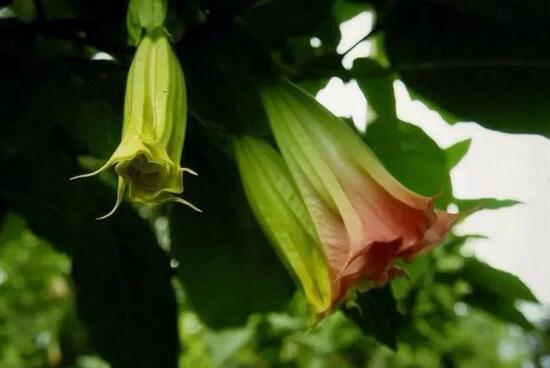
[233,136,332,318]
[261,79,457,310]
[71,28,198,218]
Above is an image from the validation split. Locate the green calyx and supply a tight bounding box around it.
[126,0,168,45]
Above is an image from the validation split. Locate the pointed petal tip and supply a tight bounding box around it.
[173,197,202,212]
[182,167,198,176]
[70,159,116,182]
[69,172,95,181]
[95,179,127,220]
[95,201,121,220]
[95,211,115,221]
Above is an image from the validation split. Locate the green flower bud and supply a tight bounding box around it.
[71,29,199,219]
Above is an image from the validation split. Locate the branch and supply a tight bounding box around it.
[0,18,131,55]
[393,59,550,71]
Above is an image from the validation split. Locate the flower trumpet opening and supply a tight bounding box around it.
[116,153,173,197]
[70,150,200,219]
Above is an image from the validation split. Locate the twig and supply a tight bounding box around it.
[341,18,384,56]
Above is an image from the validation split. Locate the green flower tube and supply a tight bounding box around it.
[72,28,199,218]
[233,136,332,320]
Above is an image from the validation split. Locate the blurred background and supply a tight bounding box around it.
[1,0,549,367]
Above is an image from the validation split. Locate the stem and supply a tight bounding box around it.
[32,0,45,22]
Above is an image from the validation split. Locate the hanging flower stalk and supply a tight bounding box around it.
[241,79,458,316]
[71,28,198,218]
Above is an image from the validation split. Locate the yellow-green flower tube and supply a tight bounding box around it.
[233,136,332,320]
[72,28,198,218]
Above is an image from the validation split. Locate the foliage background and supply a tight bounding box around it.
[0,0,549,367]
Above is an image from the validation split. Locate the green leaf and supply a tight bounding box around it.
[353,58,396,119]
[353,59,452,207]
[445,139,471,170]
[460,258,537,303]
[333,0,371,23]
[464,291,534,331]
[169,126,294,329]
[178,25,272,136]
[241,0,334,46]
[10,0,36,22]
[342,286,403,350]
[364,120,453,207]
[423,0,550,21]
[437,256,537,329]
[439,233,487,254]
[453,198,521,213]
[384,0,550,137]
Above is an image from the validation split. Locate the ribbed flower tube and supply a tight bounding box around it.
[72,28,198,218]
[233,136,332,319]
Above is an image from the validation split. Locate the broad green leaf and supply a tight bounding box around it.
[425,0,550,20]
[178,25,272,136]
[384,0,550,137]
[333,0,371,23]
[364,120,453,207]
[241,0,334,46]
[464,291,534,331]
[10,0,35,22]
[354,59,452,207]
[342,286,403,350]
[437,256,537,329]
[460,258,537,303]
[353,58,396,119]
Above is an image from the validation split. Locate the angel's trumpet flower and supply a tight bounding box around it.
[71,29,198,218]
[259,79,457,312]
